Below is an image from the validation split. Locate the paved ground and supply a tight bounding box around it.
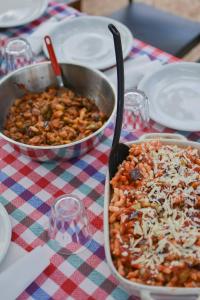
[82,0,200,61]
[83,0,200,21]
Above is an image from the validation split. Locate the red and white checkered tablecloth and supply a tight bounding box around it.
[0,2,200,300]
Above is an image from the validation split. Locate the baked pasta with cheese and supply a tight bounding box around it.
[109,141,200,287]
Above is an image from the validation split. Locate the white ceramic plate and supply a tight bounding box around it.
[0,203,11,264]
[43,16,134,70]
[138,62,200,132]
[0,0,48,28]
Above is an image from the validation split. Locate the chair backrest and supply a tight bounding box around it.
[110,2,200,58]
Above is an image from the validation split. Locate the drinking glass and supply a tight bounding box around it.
[48,194,91,255]
[123,88,150,131]
[4,38,34,74]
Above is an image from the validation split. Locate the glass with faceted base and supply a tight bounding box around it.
[48,194,91,255]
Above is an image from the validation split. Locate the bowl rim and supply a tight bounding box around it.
[0,61,116,149]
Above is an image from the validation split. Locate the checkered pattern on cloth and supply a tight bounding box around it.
[1,2,200,300]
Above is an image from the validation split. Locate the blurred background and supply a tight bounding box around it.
[83,0,200,20]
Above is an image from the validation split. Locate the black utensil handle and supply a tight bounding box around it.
[108,24,124,150]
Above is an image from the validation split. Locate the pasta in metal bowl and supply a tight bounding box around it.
[3,87,107,146]
[0,62,116,161]
[109,140,200,287]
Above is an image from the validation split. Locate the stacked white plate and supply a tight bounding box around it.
[43,16,134,70]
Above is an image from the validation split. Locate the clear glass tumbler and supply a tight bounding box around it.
[4,38,34,74]
[124,88,150,131]
[48,194,91,255]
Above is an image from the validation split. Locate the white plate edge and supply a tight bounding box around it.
[0,203,12,264]
[0,0,48,28]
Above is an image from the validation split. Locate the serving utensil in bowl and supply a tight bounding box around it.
[44,35,65,89]
[0,61,116,161]
[108,24,129,179]
[108,24,150,179]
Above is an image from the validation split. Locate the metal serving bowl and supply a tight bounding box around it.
[0,62,116,161]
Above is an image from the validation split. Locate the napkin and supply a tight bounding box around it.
[104,55,163,91]
[0,244,51,300]
[0,242,27,273]
[26,15,75,55]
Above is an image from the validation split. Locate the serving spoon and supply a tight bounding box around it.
[108,24,130,179]
[44,35,65,91]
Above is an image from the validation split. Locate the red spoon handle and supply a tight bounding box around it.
[44,35,61,77]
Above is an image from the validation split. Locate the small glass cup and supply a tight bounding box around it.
[123,88,150,131]
[48,194,91,255]
[4,38,34,74]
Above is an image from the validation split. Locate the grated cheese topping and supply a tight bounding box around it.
[112,143,200,271]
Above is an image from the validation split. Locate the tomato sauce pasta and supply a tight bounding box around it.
[109,141,200,287]
[3,87,107,146]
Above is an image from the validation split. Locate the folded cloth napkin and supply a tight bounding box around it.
[0,243,51,300]
[104,55,163,91]
[26,15,75,55]
[0,242,27,273]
